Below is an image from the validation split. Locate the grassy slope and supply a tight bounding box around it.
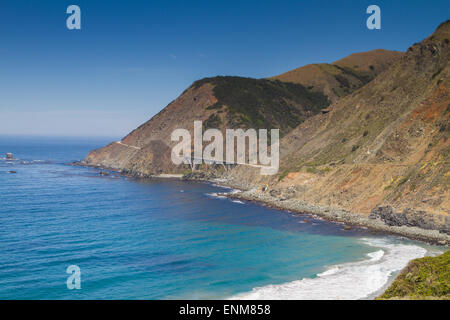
[193,76,330,136]
[272,49,403,102]
[264,21,450,216]
[378,251,450,300]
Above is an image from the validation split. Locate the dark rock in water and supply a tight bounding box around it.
[370,205,450,234]
[99,171,110,176]
[343,225,352,231]
[8,170,17,174]
[6,153,13,159]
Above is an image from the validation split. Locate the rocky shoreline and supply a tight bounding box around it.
[74,162,450,246]
[209,178,450,246]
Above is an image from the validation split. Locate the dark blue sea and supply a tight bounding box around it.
[0,136,440,299]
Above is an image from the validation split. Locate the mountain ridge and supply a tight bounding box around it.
[82,20,450,239]
[83,48,399,174]
[271,49,403,102]
[223,20,450,233]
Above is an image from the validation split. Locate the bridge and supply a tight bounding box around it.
[115,141,268,171]
[182,156,267,171]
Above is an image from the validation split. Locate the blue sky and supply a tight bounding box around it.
[0,0,448,137]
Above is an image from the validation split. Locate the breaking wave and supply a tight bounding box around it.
[230,238,428,300]
[206,192,227,199]
[206,187,241,200]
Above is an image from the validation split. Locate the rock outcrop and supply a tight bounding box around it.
[254,20,450,228]
[370,206,450,234]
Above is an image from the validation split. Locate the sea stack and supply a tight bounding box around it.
[6,153,13,159]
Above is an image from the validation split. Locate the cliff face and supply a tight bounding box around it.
[83,21,449,233]
[225,21,450,230]
[84,82,219,174]
[83,48,399,175]
[83,77,331,175]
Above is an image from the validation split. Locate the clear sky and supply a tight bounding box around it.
[0,0,448,137]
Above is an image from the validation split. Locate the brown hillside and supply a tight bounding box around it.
[229,21,450,231]
[84,49,401,176]
[83,77,330,175]
[272,49,403,102]
[83,20,450,234]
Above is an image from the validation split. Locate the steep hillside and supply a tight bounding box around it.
[226,21,450,233]
[378,250,450,300]
[83,77,330,175]
[272,49,403,102]
[83,49,399,176]
[82,21,449,236]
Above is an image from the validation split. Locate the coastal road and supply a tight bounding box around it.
[115,141,141,150]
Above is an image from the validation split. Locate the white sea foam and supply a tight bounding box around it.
[211,183,228,188]
[210,183,241,195]
[207,186,241,200]
[230,238,428,300]
[206,192,227,199]
[317,267,340,277]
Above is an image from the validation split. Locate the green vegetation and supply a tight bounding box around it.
[378,251,450,300]
[203,113,222,130]
[331,87,348,98]
[305,166,332,174]
[193,76,330,136]
[306,167,318,174]
[316,63,377,98]
[278,170,289,181]
[334,65,375,84]
[397,175,411,187]
[318,63,341,75]
[334,74,351,89]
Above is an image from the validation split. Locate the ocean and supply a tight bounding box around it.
[0,136,441,299]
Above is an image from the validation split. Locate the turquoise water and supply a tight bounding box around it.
[0,137,435,299]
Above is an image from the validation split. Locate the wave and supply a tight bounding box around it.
[210,182,241,194]
[206,187,241,200]
[206,192,227,199]
[1,159,51,165]
[230,238,428,300]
